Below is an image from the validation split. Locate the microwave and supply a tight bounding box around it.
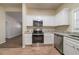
[33,20,43,27]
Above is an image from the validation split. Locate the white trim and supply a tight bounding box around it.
[0,39,6,44]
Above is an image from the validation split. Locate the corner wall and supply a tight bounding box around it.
[27,8,55,16]
[55,3,79,32]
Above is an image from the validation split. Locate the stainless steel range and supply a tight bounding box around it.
[32,20,44,43]
[32,29,44,43]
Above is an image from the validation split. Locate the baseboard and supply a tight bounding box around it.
[6,34,22,39]
[0,40,6,44]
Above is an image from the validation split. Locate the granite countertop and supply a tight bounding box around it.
[54,32,69,36]
[24,31,79,41]
[54,32,79,41]
[24,31,54,34]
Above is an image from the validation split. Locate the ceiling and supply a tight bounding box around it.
[0,3,62,10]
[26,3,63,10]
[0,3,22,7]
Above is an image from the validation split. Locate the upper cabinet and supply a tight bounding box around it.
[55,8,69,26]
[43,16,55,26]
[25,15,55,26]
[26,16,33,26]
[23,8,69,27]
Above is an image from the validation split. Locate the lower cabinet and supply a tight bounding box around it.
[64,37,79,55]
[44,33,54,44]
[23,33,54,45]
[24,34,32,45]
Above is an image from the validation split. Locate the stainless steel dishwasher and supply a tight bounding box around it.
[54,34,64,54]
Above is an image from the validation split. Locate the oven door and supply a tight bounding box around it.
[32,35,44,43]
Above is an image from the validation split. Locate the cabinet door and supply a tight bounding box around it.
[74,44,79,55]
[75,45,79,55]
[24,34,32,45]
[60,8,69,25]
[64,42,75,55]
[55,8,69,26]
[44,33,54,44]
[51,34,54,44]
[27,16,33,26]
[55,13,61,26]
[64,37,75,55]
[54,15,57,26]
[43,16,54,26]
[44,33,50,44]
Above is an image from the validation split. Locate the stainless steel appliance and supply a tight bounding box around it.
[32,30,44,43]
[54,34,64,54]
[32,20,44,43]
[33,20,43,27]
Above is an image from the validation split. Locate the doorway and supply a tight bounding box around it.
[0,12,22,48]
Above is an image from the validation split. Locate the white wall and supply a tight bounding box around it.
[0,6,6,44]
[27,8,55,16]
[0,4,22,44]
[55,3,79,32]
[6,12,22,38]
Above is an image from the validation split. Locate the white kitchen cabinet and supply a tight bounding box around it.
[43,16,55,26]
[24,15,55,26]
[64,37,79,55]
[55,8,69,26]
[24,34,32,45]
[75,44,79,55]
[64,37,75,55]
[23,8,69,27]
[44,33,54,44]
[26,16,33,26]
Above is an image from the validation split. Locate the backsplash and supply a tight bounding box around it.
[25,25,70,33]
[55,25,69,32]
[26,26,55,33]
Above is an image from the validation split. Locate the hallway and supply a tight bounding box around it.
[0,35,22,48]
